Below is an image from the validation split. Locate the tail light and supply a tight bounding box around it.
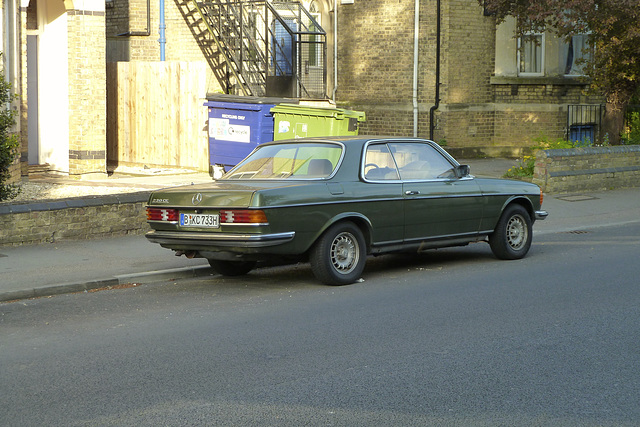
[540,189,544,206]
[147,207,179,222]
[220,210,268,225]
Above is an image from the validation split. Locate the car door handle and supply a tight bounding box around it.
[405,190,420,195]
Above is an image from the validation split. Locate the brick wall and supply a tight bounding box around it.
[533,145,640,193]
[434,0,496,148]
[67,9,108,176]
[493,106,565,147]
[337,0,436,138]
[0,194,150,246]
[106,0,128,35]
[441,0,494,105]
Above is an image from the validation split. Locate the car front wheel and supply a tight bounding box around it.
[489,204,532,260]
[310,221,366,285]
[208,259,257,276]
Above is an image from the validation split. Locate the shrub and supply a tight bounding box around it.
[503,134,575,179]
[532,134,576,150]
[503,155,536,179]
[0,66,20,202]
[622,111,640,145]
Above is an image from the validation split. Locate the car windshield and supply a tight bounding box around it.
[223,143,342,180]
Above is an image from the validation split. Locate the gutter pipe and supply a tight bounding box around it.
[332,0,338,102]
[429,0,440,140]
[159,0,166,61]
[412,0,420,137]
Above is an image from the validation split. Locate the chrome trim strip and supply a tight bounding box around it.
[145,230,295,248]
[222,222,269,227]
[535,210,549,220]
[403,193,485,200]
[147,193,491,213]
[403,231,482,244]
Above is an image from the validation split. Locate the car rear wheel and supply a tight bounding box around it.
[310,221,366,285]
[208,259,257,276]
[489,204,532,260]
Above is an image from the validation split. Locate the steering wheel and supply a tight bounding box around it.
[364,163,380,171]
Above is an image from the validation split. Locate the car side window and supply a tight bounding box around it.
[388,142,456,180]
[364,144,400,180]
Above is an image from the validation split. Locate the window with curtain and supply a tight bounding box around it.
[518,32,545,76]
[562,34,592,76]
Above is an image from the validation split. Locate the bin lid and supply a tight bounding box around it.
[205,94,302,105]
[204,101,275,112]
[271,103,366,121]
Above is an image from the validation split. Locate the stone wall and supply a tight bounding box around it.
[0,193,150,247]
[533,146,640,193]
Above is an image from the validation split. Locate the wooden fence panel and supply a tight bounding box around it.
[107,61,209,171]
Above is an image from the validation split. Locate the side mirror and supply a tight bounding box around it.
[456,164,471,178]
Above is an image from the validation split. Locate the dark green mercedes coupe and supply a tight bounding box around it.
[146,136,547,285]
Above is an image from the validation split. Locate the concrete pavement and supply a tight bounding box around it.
[2,158,640,302]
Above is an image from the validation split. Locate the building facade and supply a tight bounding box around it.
[337,0,603,157]
[3,0,606,182]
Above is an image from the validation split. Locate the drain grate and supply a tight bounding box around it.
[556,195,599,202]
[562,230,590,234]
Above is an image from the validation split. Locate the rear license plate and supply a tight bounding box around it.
[180,213,219,228]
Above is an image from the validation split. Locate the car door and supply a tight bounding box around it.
[387,141,484,243]
[361,142,405,247]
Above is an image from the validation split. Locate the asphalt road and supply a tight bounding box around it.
[2,223,639,426]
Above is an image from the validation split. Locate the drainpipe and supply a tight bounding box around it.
[332,0,338,102]
[412,0,420,137]
[159,0,166,61]
[429,0,440,141]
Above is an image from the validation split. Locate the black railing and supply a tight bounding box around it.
[567,104,603,145]
[194,0,327,98]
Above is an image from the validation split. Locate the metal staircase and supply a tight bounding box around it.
[187,0,327,98]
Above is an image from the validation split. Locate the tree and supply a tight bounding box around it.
[0,61,20,201]
[481,0,640,144]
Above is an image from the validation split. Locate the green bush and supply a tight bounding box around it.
[503,134,575,179]
[622,111,640,145]
[532,134,576,150]
[0,68,20,202]
[503,155,535,179]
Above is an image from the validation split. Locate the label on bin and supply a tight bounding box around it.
[278,121,290,134]
[209,118,251,143]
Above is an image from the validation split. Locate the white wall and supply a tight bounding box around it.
[36,0,69,172]
[494,17,517,77]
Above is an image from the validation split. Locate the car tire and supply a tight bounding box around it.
[208,259,257,276]
[310,221,367,285]
[489,204,533,260]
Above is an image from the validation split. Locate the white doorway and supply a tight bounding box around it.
[26,0,70,173]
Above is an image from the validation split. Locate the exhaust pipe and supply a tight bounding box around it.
[175,250,198,259]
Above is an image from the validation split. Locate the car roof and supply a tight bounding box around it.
[260,136,437,146]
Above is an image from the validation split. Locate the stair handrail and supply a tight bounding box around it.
[192,0,252,95]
